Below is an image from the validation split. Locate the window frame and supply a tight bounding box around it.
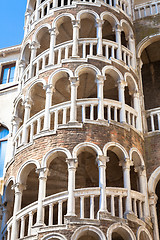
[0,63,16,85]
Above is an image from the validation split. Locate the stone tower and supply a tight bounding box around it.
[1,0,160,239]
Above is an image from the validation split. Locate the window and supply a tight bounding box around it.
[0,126,9,177]
[0,63,16,84]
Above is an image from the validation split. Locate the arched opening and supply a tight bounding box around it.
[15,99,25,128]
[121,31,128,48]
[111,227,133,240]
[75,146,99,218]
[78,233,100,240]
[20,164,39,209]
[139,231,151,240]
[121,22,131,50]
[21,43,31,69]
[102,19,115,42]
[0,126,9,177]
[2,181,14,229]
[45,152,68,225]
[29,82,46,116]
[79,14,96,39]
[56,16,73,45]
[36,27,50,57]
[156,180,160,235]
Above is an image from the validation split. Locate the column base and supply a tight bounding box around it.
[97,210,111,220]
[64,214,77,224]
[124,211,137,221]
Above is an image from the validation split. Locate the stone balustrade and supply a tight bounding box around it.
[24,0,130,37]
[146,107,160,132]
[2,187,146,240]
[134,0,160,20]
[13,99,138,152]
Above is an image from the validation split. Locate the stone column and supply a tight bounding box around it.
[36,168,48,226]
[128,34,136,69]
[149,193,159,240]
[10,116,22,158]
[29,41,40,78]
[49,28,57,65]
[11,183,24,240]
[35,0,41,20]
[96,75,105,120]
[22,98,32,144]
[136,166,150,219]
[133,92,142,131]
[18,60,26,92]
[115,24,122,60]
[66,158,78,216]
[43,84,52,131]
[120,159,133,215]
[97,156,108,212]
[72,20,80,58]
[69,77,79,123]
[24,9,31,37]
[96,20,104,56]
[1,206,8,234]
[118,80,126,123]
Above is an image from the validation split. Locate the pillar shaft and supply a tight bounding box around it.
[96,20,103,56]
[49,28,57,65]
[43,85,52,131]
[97,75,105,120]
[118,81,126,123]
[72,20,80,58]
[69,77,79,122]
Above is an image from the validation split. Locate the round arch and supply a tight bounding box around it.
[103,142,129,159]
[52,13,75,28]
[72,142,102,159]
[42,147,72,168]
[26,78,46,98]
[120,19,134,37]
[13,94,25,116]
[137,33,160,59]
[124,72,138,93]
[32,23,52,42]
[102,65,124,81]
[16,159,41,184]
[42,233,68,240]
[77,10,100,21]
[71,225,106,240]
[148,167,160,195]
[107,222,136,240]
[20,39,31,60]
[75,64,101,77]
[48,68,73,85]
[129,147,145,167]
[100,11,119,27]
[137,226,152,240]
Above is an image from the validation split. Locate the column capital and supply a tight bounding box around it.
[11,115,22,125]
[23,97,33,108]
[25,8,32,16]
[96,155,109,167]
[72,20,80,27]
[66,158,78,170]
[29,41,40,50]
[12,183,26,193]
[149,193,158,205]
[133,91,140,98]
[96,75,106,84]
[19,59,27,68]
[43,84,53,92]
[134,165,146,174]
[49,27,58,36]
[36,167,49,180]
[117,80,127,88]
[114,24,122,32]
[120,158,133,169]
[69,77,79,86]
[95,19,104,27]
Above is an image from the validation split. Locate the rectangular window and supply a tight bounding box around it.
[0,63,16,84]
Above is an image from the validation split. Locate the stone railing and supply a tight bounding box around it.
[134,0,160,20]
[146,107,160,132]
[21,39,134,84]
[25,0,130,37]
[3,187,145,239]
[14,99,138,152]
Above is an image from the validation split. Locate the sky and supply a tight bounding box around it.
[0,0,27,49]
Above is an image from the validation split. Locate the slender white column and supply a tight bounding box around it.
[66,158,78,216]
[29,41,40,78]
[22,98,32,144]
[133,92,142,131]
[18,60,26,92]
[97,156,108,213]
[115,24,122,60]
[49,28,57,65]
[53,0,58,8]
[136,166,150,219]
[35,0,41,20]
[36,168,48,226]
[72,20,80,58]
[43,84,52,131]
[24,9,31,37]
[149,193,159,240]
[96,20,104,56]
[118,80,126,123]
[96,75,105,120]
[11,183,24,240]
[69,77,79,123]
[128,34,136,69]
[120,159,133,215]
